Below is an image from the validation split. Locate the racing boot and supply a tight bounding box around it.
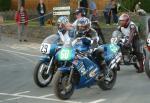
[96,60,107,81]
[136,60,144,73]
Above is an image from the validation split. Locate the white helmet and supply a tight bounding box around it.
[76,17,91,34]
[57,16,69,32]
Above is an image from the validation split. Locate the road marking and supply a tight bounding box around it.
[13,91,30,95]
[39,94,54,98]
[0,62,30,67]
[0,97,22,103]
[0,48,39,57]
[11,52,36,64]
[0,92,82,103]
[88,99,106,103]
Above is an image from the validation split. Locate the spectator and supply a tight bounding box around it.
[80,0,88,16]
[15,6,28,42]
[111,0,118,25]
[89,0,96,15]
[0,16,4,40]
[65,7,86,30]
[103,1,112,25]
[89,9,106,44]
[135,2,146,16]
[37,0,46,26]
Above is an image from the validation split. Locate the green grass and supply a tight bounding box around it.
[3,20,52,27]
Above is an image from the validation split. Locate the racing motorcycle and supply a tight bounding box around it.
[144,36,150,78]
[111,30,142,70]
[33,34,62,87]
[52,37,122,100]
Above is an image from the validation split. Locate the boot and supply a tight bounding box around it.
[96,61,107,80]
[136,60,144,73]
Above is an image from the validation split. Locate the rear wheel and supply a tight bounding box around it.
[97,69,117,90]
[53,71,74,100]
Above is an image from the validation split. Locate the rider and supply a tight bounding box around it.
[56,16,76,43]
[66,7,86,30]
[118,13,144,73]
[76,17,99,47]
[76,17,107,79]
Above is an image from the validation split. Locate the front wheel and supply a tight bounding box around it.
[33,61,54,87]
[53,71,74,100]
[97,69,117,90]
[144,48,150,79]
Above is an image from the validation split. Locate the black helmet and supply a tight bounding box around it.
[74,7,86,17]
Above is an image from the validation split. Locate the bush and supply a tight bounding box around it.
[140,0,150,13]
[119,0,138,12]
[119,0,150,13]
[0,0,11,11]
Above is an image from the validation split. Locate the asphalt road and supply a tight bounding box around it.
[0,36,150,103]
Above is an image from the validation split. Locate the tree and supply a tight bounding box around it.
[0,0,11,11]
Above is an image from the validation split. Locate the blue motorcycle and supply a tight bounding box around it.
[52,37,122,100]
[33,34,62,87]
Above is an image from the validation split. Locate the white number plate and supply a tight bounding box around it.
[40,43,51,54]
[111,37,117,44]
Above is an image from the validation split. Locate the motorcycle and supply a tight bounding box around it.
[52,37,122,100]
[111,30,142,70]
[144,37,150,78]
[33,34,62,87]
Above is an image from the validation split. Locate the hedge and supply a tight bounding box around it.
[0,0,11,11]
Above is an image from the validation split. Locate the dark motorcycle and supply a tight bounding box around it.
[111,30,142,70]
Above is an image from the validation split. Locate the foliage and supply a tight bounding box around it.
[0,0,11,11]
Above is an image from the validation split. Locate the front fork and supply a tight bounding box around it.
[67,66,74,85]
[46,56,54,74]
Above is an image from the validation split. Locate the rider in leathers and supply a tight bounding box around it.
[56,16,76,43]
[75,17,108,79]
[118,13,144,73]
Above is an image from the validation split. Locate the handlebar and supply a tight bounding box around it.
[72,37,93,46]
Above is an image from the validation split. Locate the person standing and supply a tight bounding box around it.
[37,0,46,26]
[89,0,96,15]
[103,1,112,25]
[15,6,28,42]
[80,0,88,16]
[0,16,3,40]
[111,0,118,25]
[89,9,106,44]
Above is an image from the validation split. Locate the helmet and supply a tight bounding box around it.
[57,16,69,25]
[76,17,91,34]
[57,16,69,32]
[119,13,130,27]
[74,7,86,17]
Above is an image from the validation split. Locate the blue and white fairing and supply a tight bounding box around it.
[72,56,100,89]
[100,44,120,62]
